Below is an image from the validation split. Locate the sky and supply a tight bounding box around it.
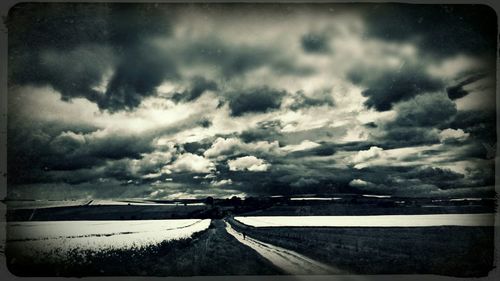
[6,3,498,200]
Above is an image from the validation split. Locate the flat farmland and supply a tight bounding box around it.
[6,203,209,221]
[228,218,494,277]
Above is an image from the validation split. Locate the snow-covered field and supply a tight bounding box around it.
[235,213,495,227]
[7,219,211,260]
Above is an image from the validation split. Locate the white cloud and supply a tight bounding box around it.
[228,156,269,172]
[279,109,334,133]
[204,137,280,158]
[11,86,215,136]
[56,131,86,144]
[282,140,320,152]
[162,153,215,174]
[427,55,483,79]
[211,179,233,186]
[50,131,86,153]
[349,145,432,169]
[204,138,242,158]
[351,146,386,164]
[348,179,397,195]
[349,179,373,187]
[439,128,470,143]
[142,172,162,179]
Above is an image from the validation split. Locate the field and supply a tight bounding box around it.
[234,213,495,227]
[6,219,281,276]
[6,202,209,221]
[241,198,496,216]
[228,217,494,277]
[7,219,210,255]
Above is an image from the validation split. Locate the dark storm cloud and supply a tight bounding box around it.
[7,3,176,111]
[403,164,494,192]
[7,181,168,200]
[348,66,444,111]
[6,120,102,183]
[448,110,497,144]
[240,120,283,142]
[464,165,496,187]
[227,87,287,117]
[404,167,464,189]
[194,144,345,195]
[334,141,380,152]
[182,40,270,76]
[446,73,488,100]
[43,147,182,186]
[198,118,213,128]
[8,3,313,112]
[291,178,320,188]
[345,165,488,197]
[269,167,356,195]
[182,140,213,155]
[7,3,174,50]
[363,4,497,58]
[390,93,457,127]
[179,36,315,78]
[381,127,440,148]
[284,142,337,158]
[450,143,488,159]
[366,91,496,152]
[351,166,411,184]
[10,46,115,104]
[172,77,218,103]
[219,164,339,196]
[97,45,177,112]
[7,113,207,184]
[62,133,152,161]
[301,33,329,53]
[7,128,156,185]
[368,93,458,149]
[345,142,495,194]
[310,144,337,156]
[280,126,346,147]
[289,90,335,111]
[364,122,378,128]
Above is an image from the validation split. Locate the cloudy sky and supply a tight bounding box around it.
[6,3,497,200]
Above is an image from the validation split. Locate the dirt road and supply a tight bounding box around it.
[224,221,343,275]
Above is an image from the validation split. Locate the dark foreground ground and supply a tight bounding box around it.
[6,220,282,276]
[229,218,495,277]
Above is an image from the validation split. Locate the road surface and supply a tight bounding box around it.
[224,221,343,275]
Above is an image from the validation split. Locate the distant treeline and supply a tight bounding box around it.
[5,194,496,221]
